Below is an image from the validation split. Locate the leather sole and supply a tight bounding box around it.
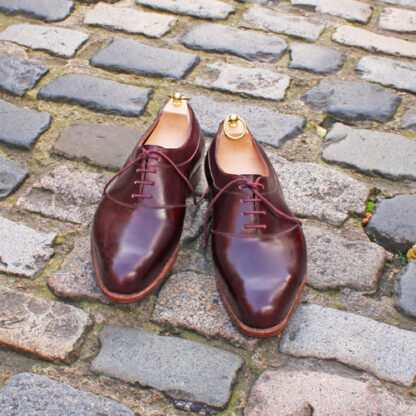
[215,274,307,338]
[91,237,180,303]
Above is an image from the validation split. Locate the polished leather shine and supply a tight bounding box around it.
[92,103,204,300]
[205,123,307,335]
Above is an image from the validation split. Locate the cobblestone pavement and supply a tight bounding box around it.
[0,0,415,415]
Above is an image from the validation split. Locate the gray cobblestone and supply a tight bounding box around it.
[0,99,51,149]
[181,23,287,62]
[379,7,416,32]
[378,0,416,9]
[240,6,325,41]
[394,262,416,319]
[90,38,199,80]
[84,3,177,38]
[0,155,28,200]
[38,74,153,116]
[0,24,88,58]
[195,62,290,101]
[0,54,48,96]
[402,107,416,131]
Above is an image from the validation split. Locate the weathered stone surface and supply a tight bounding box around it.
[394,262,416,319]
[0,373,134,416]
[84,3,177,37]
[54,121,140,170]
[17,165,108,225]
[0,0,73,22]
[379,7,416,32]
[0,99,51,149]
[181,23,287,62]
[91,38,199,80]
[153,272,257,349]
[0,54,48,96]
[0,156,28,200]
[190,95,304,147]
[135,0,234,20]
[245,368,416,416]
[48,238,108,304]
[0,286,92,363]
[240,6,325,41]
[402,107,416,131]
[0,24,88,58]
[0,216,55,277]
[91,326,243,407]
[366,194,416,253]
[304,224,385,291]
[379,0,416,8]
[182,199,206,243]
[333,25,416,59]
[195,62,290,101]
[38,75,153,116]
[323,123,416,180]
[356,56,416,94]
[302,79,401,123]
[270,155,369,226]
[280,303,416,386]
[291,0,372,23]
[289,42,343,74]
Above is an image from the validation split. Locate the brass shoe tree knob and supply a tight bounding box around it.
[223,113,247,140]
[169,92,190,106]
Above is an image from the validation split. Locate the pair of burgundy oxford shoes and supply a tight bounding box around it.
[91,93,307,338]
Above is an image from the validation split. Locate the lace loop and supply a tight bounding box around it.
[103,148,197,204]
[203,177,301,247]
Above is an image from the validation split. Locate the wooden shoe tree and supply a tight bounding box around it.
[217,114,268,176]
[145,96,190,149]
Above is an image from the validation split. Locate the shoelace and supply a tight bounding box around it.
[103,148,197,205]
[203,177,302,247]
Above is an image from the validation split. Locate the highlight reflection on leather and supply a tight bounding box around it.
[205,123,307,334]
[91,102,204,299]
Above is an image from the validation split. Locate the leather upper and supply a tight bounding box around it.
[205,123,307,329]
[92,103,204,295]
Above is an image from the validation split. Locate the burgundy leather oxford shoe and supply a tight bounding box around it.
[91,93,205,302]
[204,114,307,337]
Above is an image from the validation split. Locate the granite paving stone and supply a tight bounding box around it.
[182,199,207,243]
[244,368,416,416]
[181,23,287,62]
[356,56,416,94]
[0,0,74,22]
[54,121,140,170]
[379,0,416,8]
[379,7,416,32]
[280,303,416,386]
[0,216,55,277]
[17,165,108,225]
[190,95,304,147]
[394,262,416,319]
[302,79,401,123]
[84,3,177,38]
[289,42,343,74]
[402,107,416,131]
[304,224,385,291]
[90,38,199,80]
[0,373,134,416]
[366,194,416,253]
[270,155,369,226]
[240,6,325,42]
[0,24,89,58]
[323,123,416,181]
[48,237,108,304]
[0,156,28,200]
[152,272,258,349]
[0,286,93,363]
[0,54,48,96]
[333,25,416,59]
[135,0,234,20]
[38,74,153,116]
[291,0,373,23]
[0,99,51,149]
[91,326,243,407]
[195,62,290,101]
